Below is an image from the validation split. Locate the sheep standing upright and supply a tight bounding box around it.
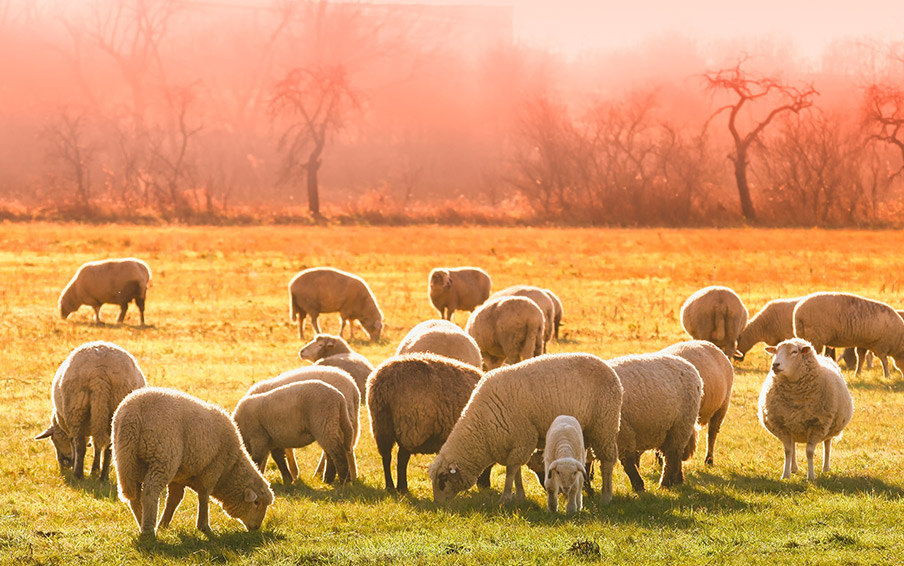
[35,341,146,481]
[735,297,801,361]
[543,415,587,514]
[428,267,492,321]
[298,333,374,394]
[758,338,854,480]
[680,285,748,358]
[395,319,482,368]
[466,296,545,370]
[289,267,384,341]
[59,258,151,325]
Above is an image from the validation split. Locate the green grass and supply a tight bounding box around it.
[2,223,904,564]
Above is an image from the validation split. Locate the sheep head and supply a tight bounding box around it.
[766,338,815,381]
[34,421,74,471]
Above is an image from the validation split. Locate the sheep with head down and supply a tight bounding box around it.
[299,333,374,395]
[466,296,545,370]
[395,319,482,368]
[680,285,748,358]
[289,267,383,341]
[543,415,587,514]
[59,258,151,325]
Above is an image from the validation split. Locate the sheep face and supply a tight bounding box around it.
[765,339,814,381]
[430,270,451,293]
[34,423,74,470]
[545,458,586,496]
[299,337,329,361]
[59,293,78,320]
[362,318,383,341]
[429,457,469,502]
[221,487,273,531]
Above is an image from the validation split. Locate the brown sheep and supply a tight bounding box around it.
[288,267,383,341]
[428,267,492,321]
[59,258,151,325]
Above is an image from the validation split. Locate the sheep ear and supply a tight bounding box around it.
[578,463,588,481]
[34,425,55,440]
[764,346,777,355]
[800,345,812,355]
[244,488,258,503]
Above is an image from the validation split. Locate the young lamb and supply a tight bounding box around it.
[488,285,556,345]
[735,297,802,361]
[367,353,489,493]
[298,333,374,394]
[758,338,854,480]
[234,381,357,484]
[59,258,151,325]
[35,341,146,481]
[112,387,273,539]
[543,415,587,514]
[289,267,384,341]
[395,319,482,368]
[466,296,545,370]
[429,353,623,505]
[658,340,734,466]
[680,285,749,358]
[428,267,492,321]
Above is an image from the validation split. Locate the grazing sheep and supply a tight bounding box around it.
[233,381,357,485]
[680,285,749,358]
[606,353,702,491]
[288,267,383,341]
[658,340,734,466]
[429,353,623,505]
[543,415,587,514]
[428,267,492,321]
[112,387,273,539]
[367,353,489,493]
[395,319,482,368]
[793,292,904,377]
[466,296,545,370]
[245,366,359,483]
[59,258,151,325]
[35,341,146,481]
[736,297,802,360]
[543,289,564,341]
[488,285,556,345]
[758,338,854,480]
[298,333,374,394]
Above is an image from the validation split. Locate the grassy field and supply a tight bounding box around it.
[2,222,904,564]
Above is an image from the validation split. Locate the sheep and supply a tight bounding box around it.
[758,338,854,480]
[58,258,151,325]
[544,288,564,341]
[112,387,274,539]
[465,296,545,370]
[233,380,357,485]
[245,366,359,484]
[35,341,146,481]
[680,285,749,358]
[367,352,489,493]
[298,333,374,394]
[793,292,904,378]
[658,340,734,466]
[395,319,482,368]
[606,353,702,491]
[429,353,623,505]
[288,267,383,342]
[543,415,587,514]
[488,285,556,345]
[428,267,492,321]
[735,297,802,361]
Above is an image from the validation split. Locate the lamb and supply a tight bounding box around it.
[112,387,274,539]
[428,267,492,321]
[658,340,734,466]
[233,380,357,485]
[735,297,802,361]
[367,353,489,493]
[245,366,359,483]
[288,267,383,341]
[429,353,623,505]
[35,341,146,481]
[758,338,854,480]
[542,415,588,514]
[59,258,151,325]
[793,292,904,377]
[680,285,749,358]
[606,353,702,491]
[488,285,556,345]
[298,333,374,394]
[395,319,482,368]
[465,296,545,370]
[544,289,564,341]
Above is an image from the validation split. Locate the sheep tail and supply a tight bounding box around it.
[521,324,541,361]
[338,405,357,481]
[712,310,727,342]
[112,412,141,504]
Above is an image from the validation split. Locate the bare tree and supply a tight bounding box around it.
[864,83,904,179]
[42,110,96,212]
[704,57,818,222]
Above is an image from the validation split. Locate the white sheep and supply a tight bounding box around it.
[794,292,904,377]
[59,258,151,325]
[35,341,146,481]
[658,340,734,466]
[298,333,374,395]
[759,338,854,480]
[112,387,274,539]
[428,267,492,321]
[367,353,488,493]
[606,353,702,491]
[488,285,556,346]
[233,380,357,484]
[429,353,623,505]
[395,319,482,368]
[543,415,587,514]
[680,285,749,358]
[465,296,545,370]
[289,267,384,341]
[735,297,802,361]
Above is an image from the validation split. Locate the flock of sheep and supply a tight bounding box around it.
[41,257,899,540]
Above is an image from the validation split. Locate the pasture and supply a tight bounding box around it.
[2,222,904,564]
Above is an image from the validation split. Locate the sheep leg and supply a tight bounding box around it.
[136,296,146,326]
[880,355,891,378]
[379,446,395,491]
[781,438,795,479]
[805,441,817,481]
[90,443,102,476]
[311,314,322,335]
[476,465,492,488]
[706,403,730,466]
[823,438,832,473]
[286,449,299,481]
[138,471,168,538]
[91,305,102,324]
[117,303,128,324]
[514,467,525,501]
[196,489,212,535]
[72,436,87,480]
[396,447,412,494]
[339,317,348,339]
[323,457,338,483]
[500,466,519,504]
[157,483,185,529]
[620,451,645,492]
[271,449,294,484]
[659,449,684,488]
[313,452,327,480]
[547,483,559,513]
[566,482,581,514]
[98,444,113,482]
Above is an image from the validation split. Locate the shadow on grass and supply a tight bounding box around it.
[721,470,904,498]
[271,477,397,504]
[134,528,283,559]
[845,376,904,393]
[63,472,119,500]
[68,320,157,332]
